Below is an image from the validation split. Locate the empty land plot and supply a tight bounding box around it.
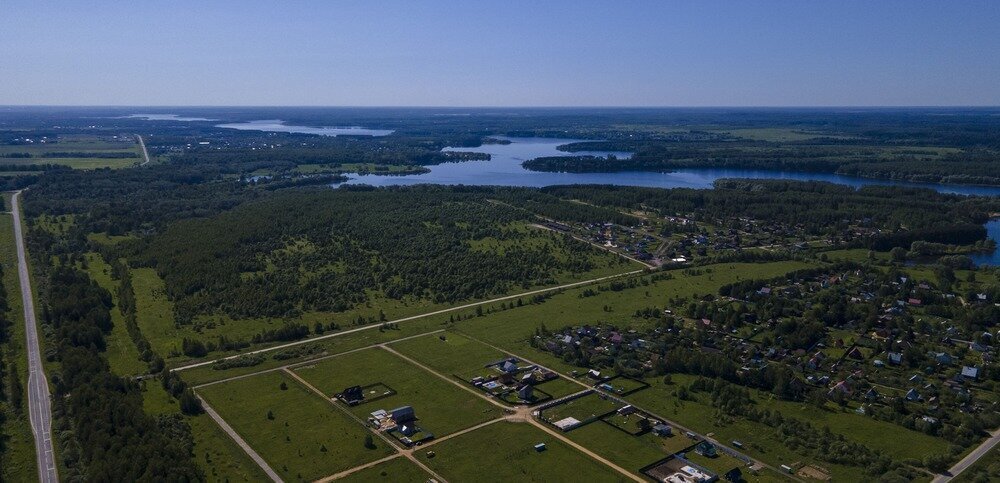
[564,422,674,471]
[541,392,622,429]
[198,371,393,481]
[389,331,508,375]
[416,421,628,482]
[335,457,430,483]
[292,347,502,437]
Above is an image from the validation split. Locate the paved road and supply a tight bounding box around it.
[172,269,643,372]
[12,191,58,483]
[933,427,1000,482]
[136,134,150,166]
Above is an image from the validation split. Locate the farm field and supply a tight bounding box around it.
[0,135,141,169]
[292,347,503,437]
[198,371,394,481]
[415,421,628,482]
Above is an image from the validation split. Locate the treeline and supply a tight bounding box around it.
[541,181,997,245]
[41,266,201,480]
[0,263,19,469]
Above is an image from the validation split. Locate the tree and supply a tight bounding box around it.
[364,434,376,449]
[267,410,275,420]
[890,247,907,263]
[179,389,203,415]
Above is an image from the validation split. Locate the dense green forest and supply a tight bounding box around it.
[38,263,202,479]
[141,186,620,322]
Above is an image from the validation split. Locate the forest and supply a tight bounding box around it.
[140,186,620,322]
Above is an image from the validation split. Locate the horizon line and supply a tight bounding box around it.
[2,104,1000,110]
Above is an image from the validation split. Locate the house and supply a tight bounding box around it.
[725,468,743,482]
[933,352,953,365]
[517,384,534,400]
[339,385,364,405]
[887,352,903,365]
[501,360,518,373]
[865,388,880,400]
[908,298,922,306]
[845,347,865,361]
[618,405,637,416]
[652,424,672,437]
[399,424,417,436]
[694,441,718,457]
[905,389,921,402]
[828,380,851,396]
[534,443,546,452]
[390,406,416,424]
[961,366,980,380]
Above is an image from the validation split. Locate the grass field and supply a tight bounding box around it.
[293,347,502,437]
[0,135,140,169]
[563,421,686,471]
[336,457,430,483]
[454,261,815,375]
[142,382,269,482]
[198,371,394,481]
[79,253,145,376]
[540,392,622,427]
[389,331,509,375]
[0,211,39,482]
[625,375,886,482]
[415,421,628,482]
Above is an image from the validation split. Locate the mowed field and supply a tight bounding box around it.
[198,371,395,481]
[292,347,503,437]
[415,421,629,482]
[0,135,141,169]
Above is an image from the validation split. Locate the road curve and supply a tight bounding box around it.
[12,191,58,483]
[933,427,1000,482]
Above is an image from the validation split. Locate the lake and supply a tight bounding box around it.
[346,136,1000,196]
[344,136,1000,264]
[216,119,394,137]
[127,114,217,121]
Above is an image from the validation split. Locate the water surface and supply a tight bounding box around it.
[217,119,393,137]
[347,136,1000,196]
[127,114,216,121]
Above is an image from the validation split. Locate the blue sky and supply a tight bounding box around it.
[2,1,998,106]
